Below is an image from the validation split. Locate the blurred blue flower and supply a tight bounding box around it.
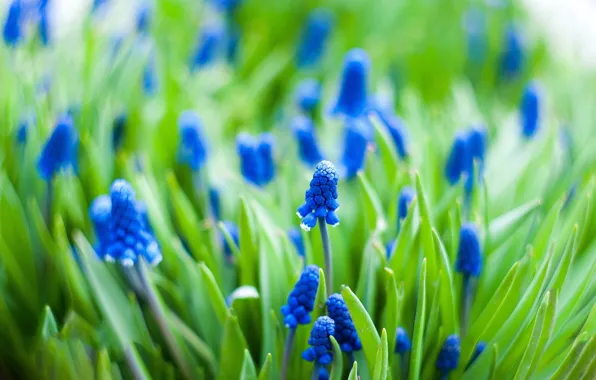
[209,187,221,220]
[296,8,333,69]
[398,186,415,221]
[112,113,126,150]
[106,179,161,266]
[288,227,305,257]
[291,114,324,166]
[302,316,335,379]
[221,220,239,258]
[281,265,320,328]
[135,200,152,233]
[520,81,540,138]
[297,160,340,231]
[92,0,108,12]
[37,115,78,181]
[143,54,158,95]
[445,131,470,186]
[332,48,370,119]
[191,24,225,70]
[376,108,408,159]
[210,0,242,14]
[236,132,276,187]
[177,110,208,171]
[436,334,460,374]
[456,223,482,277]
[89,195,112,258]
[467,341,486,368]
[295,78,321,113]
[395,327,412,354]
[340,118,371,179]
[136,3,151,34]
[499,25,524,80]
[258,133,275,185]
[38,6,49,46]
[326,294,361,353]
[3,0,22,46]
[16,113,34,144]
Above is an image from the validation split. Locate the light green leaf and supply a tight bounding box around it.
[218,315,249,380]
[373,329,389,380]
[565,336,596,380]
[432,229,457,335]
[462,344,498,380]
[549,332,589,379]
[39,305,58,340]
[487,199,541,249]
[330,336,344,380]
[348,361,358,380]
[96,348,113,380]
[371,115,399,181]
[415,174,436,282]
[357,173,387,233]
[240,349,258,380]
[258,353,272,380]
[239,197,257,286]
[383,268,399,355]
[409,259,427,380]
[199,263,230,325]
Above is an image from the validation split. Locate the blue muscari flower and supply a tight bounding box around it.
[37,115,78,181]
[221,220,239,258]
[92,0,108,12]
[302,316,335,379]
[456,223,482,277]
[295,78,321,113]
[209,187,221,220]
[136,3,151,34]
[326,294,362,353]
[16,113,34,144]
[499,25,524,80]
[395,327,412,354]
[90,195,112,258]
[398,187,415,221]
[258,133,275,184]
[445,131,470,186]
[376,108,408,159]
[296,160,340,231]
[113,113,126,150]
[291,114,324,166]
[143,54,158,95]
[385,241,395,259]
[191,24,224,70]
[288,228,305,257]
[520,82,540,138]
[468,125,488,163]
[332,48,370,119]
[296,8,333,69]
[236,133,276,187]
[3,0,22,46]
[467,341,486,368]
[436,334,461,374]
[39,6,49,46]
[106,179,161,266]
[210,0,242,14]
[340,118,371,179]
[281,265,320,328]
[226,26,240,64]
[177,111,208,171]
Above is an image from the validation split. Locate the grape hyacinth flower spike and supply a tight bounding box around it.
[340,118,372,179]
[136,2,152,34]
[456,223,482,334]
[395,326,412,378]
[178,111,208,171]
[291,114,324,167]
[436,334,461,379]
[332,48,371,119]
[3,0,21,46]
[236,132,276,187]
[258,133,276,185]
[37,115,78,182]
[89,195,112,260]
[326,293,361,364]
[499,24,524,80]
[106,179,162,267]
[520,81,541,139]
[191,24,225,70]
[467,125,488,177]
[280,265,320,380]
[295,78,321,114]
[444,131,470,186]
[296,8,333,69]
[297,161,339,294]
[302,316,335,380]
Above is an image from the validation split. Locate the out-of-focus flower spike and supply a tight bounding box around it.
[237,133,261,186]
[112,113,126,151]
[445,131,470,185]
[281,265,320,328]
[3,0,22,46]
[177,110,208,171]
[326,294,362,353]
[210,0,242,15]
[143,53,158,96]
[258,133,275,185]
[520,81,541,139]
[296,8,333,69]
[38,5,50,46]
[16,113,34,145]
[136,2,152,34]
[376,107,408,159]
[209,187,221,220]
[191,24,225,70]
[296,160,340,231]
[466,341,486,369]
[107,179,162,266]
[499,24,524,80]
[340,118,371,179]
[295,78,321,113]
[221,220,239,259]
[89,195,112,260]
[135,200,152,232]
[398,186,415,221]
[332,48,370,119]
[395,327,412,354]
[291,114,324,166]
[288,228,305,257]
[37,115,78,181]
[302,316,335,379]
[436,334,461,375]
[456,223,482,277]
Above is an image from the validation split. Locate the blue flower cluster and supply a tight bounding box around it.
[37,115,79,181]
[89,195,112,258]
[136,2,152,34]
[297,160,340,231]
[291,114,324,167]
[191,24,225,70]
[3,0,21,46]
[499,25,524,80]
[332,48,370,119]
[302,316,335,380]
[236,132,276,187]
[444,125,488,193]
[340,118,372,179]
[295,79,321,113]
[177,110,209,171]
[394,327,412,354]
[456,223,482,277]
[296,8,333,69]
[280,265,320,328]
[104,179,162,266]
[326,294,361,353]
[143,53,158,96]
[436,334,461,374]
[520,81,540,139]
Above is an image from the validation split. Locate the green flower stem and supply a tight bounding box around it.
[461,274,473,337]
[281,328,296,380]
[318,217,333,296]
[136,258,193,380]
[44,181,53,226]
